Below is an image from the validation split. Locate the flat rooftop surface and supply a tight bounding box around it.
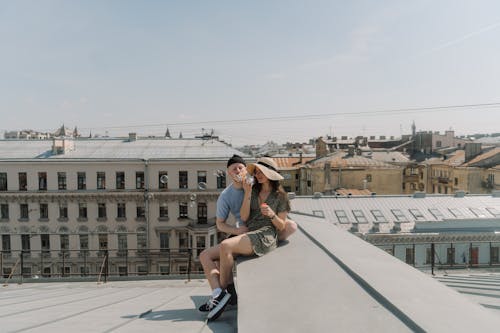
[0,279,236,333]
[435,271,500,316]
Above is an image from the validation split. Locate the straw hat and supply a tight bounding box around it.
[247,157,283,181]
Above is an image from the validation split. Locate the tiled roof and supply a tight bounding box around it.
[307,151,399,169]
[463,147,500,166]
[270,156,314,170]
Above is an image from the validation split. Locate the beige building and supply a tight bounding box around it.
[0,135,245,277]
[299,150,403,195]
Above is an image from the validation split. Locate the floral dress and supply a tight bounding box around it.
[245,188,289,256]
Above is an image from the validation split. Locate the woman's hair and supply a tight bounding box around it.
[254,180,291,211]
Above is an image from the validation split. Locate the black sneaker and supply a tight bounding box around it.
[206,290,231,321]
[227,283,238,306]
[198,296,214,312]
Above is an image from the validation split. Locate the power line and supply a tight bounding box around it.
[75,101,500,131]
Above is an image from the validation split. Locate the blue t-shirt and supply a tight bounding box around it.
[216,184,245,226]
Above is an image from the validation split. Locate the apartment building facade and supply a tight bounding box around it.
[0,136,245,277]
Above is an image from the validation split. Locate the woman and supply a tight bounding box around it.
[207,157,290,321]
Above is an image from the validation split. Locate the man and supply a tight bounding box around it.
[198,155,297,317]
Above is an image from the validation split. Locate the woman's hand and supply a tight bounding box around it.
[260,203,275,218]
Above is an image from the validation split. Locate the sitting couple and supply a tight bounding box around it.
[199,154,297,321]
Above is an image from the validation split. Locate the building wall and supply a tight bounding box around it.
[0,159,228,275]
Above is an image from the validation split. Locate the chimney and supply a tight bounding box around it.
[316,137,327,158]
[464,143,481,162]
[129,133,137,142]
[52,138,74,155]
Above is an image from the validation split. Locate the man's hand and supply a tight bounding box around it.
[234,226,249,235]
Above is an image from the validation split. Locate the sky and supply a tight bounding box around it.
[1,0,500,146]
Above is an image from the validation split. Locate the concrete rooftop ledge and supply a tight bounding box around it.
[236,213,500,333]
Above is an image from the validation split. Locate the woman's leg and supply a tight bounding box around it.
[278,218,298,241]
[219,234,254,289]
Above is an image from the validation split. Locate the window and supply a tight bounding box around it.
[391,209,408,222]
[116,172,125,189]
[136,205,145,219]
[179,171,188,189]
[98,203,107,219]
[409,209,425,221]
[436,140,442,148]
[405,248,414,265]
[117,203,126,219]
[429,208,444,220]
[60,234,69,251]
[57,172,67,190]
[426,247,432,265]
[370,210,387,223]
[77,172,86,190]
[159,171,168,189]
[117,234,127,256]
[447,247,455,265]
[59,203,68,220]
[448,208,464,218]
[196,236,206,256]
[41,234,50,255]
[210,234,215,247]
[352,210,367,223]
[39,203,49,220]
[0,204,9,220]
[159,203,169,219]
[454,178,458,186]
[334,210,350,223]
[78,203,87,220]
[21,234,30,254]
[198,203,207,224]
[197,171,207,186]
[18,172,27,191]
[137,232,147,252]
[38,172,47,190]
[98,234,108,250]
[2,235,11,254]
[469,208,486,218]
[217,171,226,189]
[366,174,372,182]
[160,232,169,252]
[79,234,89,251]
[20,203,29,220]
[491,247,499,264]
[0,173,7,191]
[178,231,188,249]
[136,172,145,189]
[179,202,188,218]
[97,172,106,189]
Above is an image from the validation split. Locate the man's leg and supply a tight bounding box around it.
[208,234,254,321]
[199,245,222,291]
[278,218,298,241]
[219,234,254,289]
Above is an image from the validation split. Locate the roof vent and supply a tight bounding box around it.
[313,192,322,199]
[287,192,296,200]
[492,190,500,198]
[454,190,466,198]
[413,191,426,198]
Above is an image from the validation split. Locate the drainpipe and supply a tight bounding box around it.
[143,159,150,271]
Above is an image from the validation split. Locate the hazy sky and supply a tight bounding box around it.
[1,0,500,146]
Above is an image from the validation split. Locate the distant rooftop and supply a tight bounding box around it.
[0,137,246,160]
